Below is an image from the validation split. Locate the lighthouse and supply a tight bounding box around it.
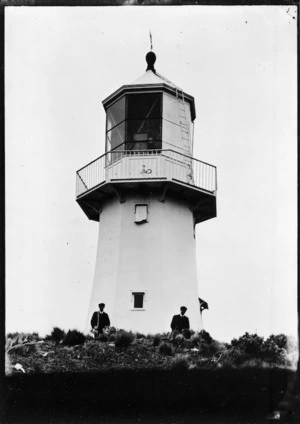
[76,51,217,334]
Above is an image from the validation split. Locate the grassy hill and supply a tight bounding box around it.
[4,329,299,423]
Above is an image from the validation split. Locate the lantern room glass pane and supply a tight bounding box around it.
[126,118,162,150]
[126,93,162,151]
[107,96,126,132]
[127,93,161,119]
[106,121,125,152]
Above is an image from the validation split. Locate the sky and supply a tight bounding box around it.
[5,5,297,342]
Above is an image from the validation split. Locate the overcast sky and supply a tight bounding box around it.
[5,5,297,342]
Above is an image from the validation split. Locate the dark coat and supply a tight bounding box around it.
[91,311,110,333]
[171,314,190,332]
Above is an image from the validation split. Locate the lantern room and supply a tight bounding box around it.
[103,51,196,160]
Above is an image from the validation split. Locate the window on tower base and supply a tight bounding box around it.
[132,292,145,309]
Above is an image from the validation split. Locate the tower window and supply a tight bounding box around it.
[132,292,145,309]
[135,204,148,223]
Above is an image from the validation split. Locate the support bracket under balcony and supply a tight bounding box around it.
[81,200,102,216]
[111,185,126,203]
[159,182,170,203]
[189,197,209,212]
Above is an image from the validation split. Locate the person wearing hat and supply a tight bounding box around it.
[91,303,110,337]
[170,306,190,333]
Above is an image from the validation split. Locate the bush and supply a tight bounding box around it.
[230,333,264,357]
[49,327,66,344]
[172,334,185,347]
[266,334,288,350]
[136,332,145,339]
[261,339,286,365]
[153,334,161,347]
[63,330,86,347]
[184,339,194,349]
[199,330,213,344]
[98,334,108,343]
[108,333,116,342]
[221,348,248,367]
[182,329,192,339]
[115,331,134,349]
[6,334,40,357]
[158,342,174,356]
[190,334,200,347]
[7,332,41,343]
[171,329,180,339]
[199,339,221,356]
[171,354,190,370]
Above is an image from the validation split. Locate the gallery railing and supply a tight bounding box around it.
[76,149,217,198]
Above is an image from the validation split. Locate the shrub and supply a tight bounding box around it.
[63,330,86,347]
[108,333,116,342]
[190,334,200,347]
[171,329,180,339]
[199,330,213,344]
[184,339,193,349]
[7,332,41,343]
[115,331,134,349]
[230,333,264,357]
[136,332,145,339]
[261,339,286,365]
[153,334,161,347]
[158,341,174,356]
[221,348,248,367]
[172,334,185,347]
[49,327,66,344]
[182,329,192,339]
[160,332,171,339]
[266,334,288,350]
[98,333,108,343]
[199,339,221,356]
[5,334,39,356]
[171,354,190,370]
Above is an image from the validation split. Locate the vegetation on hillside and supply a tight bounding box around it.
[5,329,298,375]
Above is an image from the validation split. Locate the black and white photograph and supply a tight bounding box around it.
[3,2,298,423]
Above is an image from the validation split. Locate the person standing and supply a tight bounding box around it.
[171,306,190,333]
[91,303,110,337]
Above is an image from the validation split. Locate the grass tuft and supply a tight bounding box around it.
[158,341,174,356]
[115,331,135,349]
[153,333,161,347]
[171,354,190,370]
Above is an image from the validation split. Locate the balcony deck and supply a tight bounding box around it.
[76,149,217,224]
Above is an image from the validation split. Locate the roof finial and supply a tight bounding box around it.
[146,50,156,74]
[149,31,153,50]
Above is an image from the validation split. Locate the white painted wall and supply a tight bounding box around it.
[86,191,202,335]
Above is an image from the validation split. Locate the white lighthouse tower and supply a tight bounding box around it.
[76,51,217,334]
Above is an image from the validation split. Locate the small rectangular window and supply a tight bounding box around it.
[135,204,148,223]
[133,292,144,308]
